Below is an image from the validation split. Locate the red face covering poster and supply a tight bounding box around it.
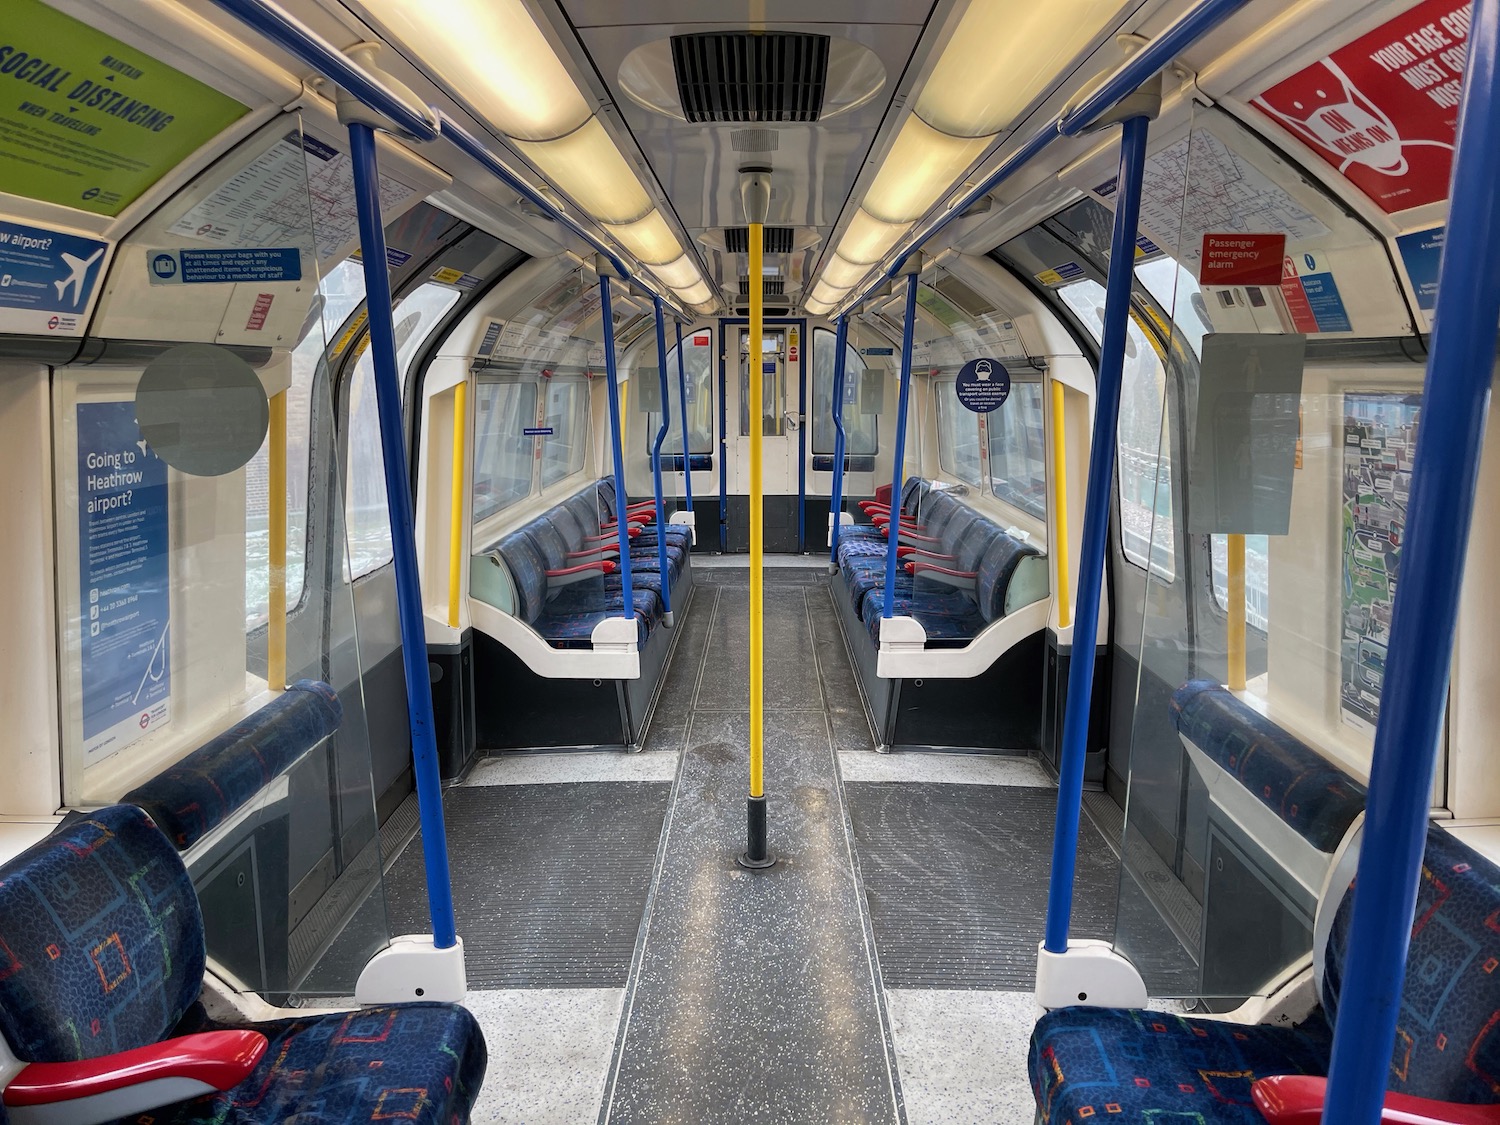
[1251,0,1472,213]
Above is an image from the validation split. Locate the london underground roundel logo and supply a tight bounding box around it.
[47,316,59,330]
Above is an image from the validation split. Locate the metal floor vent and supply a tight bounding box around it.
[724,226,796,254]
[672,32,829,123]
[739,276,786,297]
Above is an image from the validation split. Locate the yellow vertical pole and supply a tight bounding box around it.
[1227,533,1246,691]
[749,223,765,801]
[268,390,287,692]
[447,381,467,630]
[1051,379,1072,630]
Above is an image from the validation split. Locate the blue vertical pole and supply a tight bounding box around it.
[797,322,808,553]
[1322,4,1500,1119]
[345,123,455,948]
[674,320,694,514]
[599,275,635,618]
[1043,114,1150,953]
[828,315,851,566]
[650,297,674,623]
[882,272,919,618]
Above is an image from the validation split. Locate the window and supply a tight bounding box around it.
[811,328,878,456]
[648,333,714,456]
[987,381,1047,518]
[472,380,539,523]
[936,383,982,486]
[244,260,367,629]
[1210,534,1270,631]
[739,331,785,436]
[1058,278,1176,580]
[343,283,463,580]
[1135,258,1212,358]
[542,379,589,487]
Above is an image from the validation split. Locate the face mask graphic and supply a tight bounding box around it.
[1254,59,1444,177]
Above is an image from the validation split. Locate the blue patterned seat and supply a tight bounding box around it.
[1169,680,1366,853]
[122,680,341,850]
[1030,823,1500,1121]
[0,806,484,1124]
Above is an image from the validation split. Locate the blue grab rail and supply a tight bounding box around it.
[882,273,919,619]
[674,320,694,515]
[1321,1,1500,1118]
[1042,113,1151,954]
[828,315,851,565]
[599,276,635,618]
[650,296,673,619]
[346,122,456,948]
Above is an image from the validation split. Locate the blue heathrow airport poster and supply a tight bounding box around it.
[76,401,170,761]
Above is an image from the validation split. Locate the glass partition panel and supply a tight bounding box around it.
[54,113,393,1002]
[542,377,590,488]
[987,378,1047,518]
[812,327,877,457]
[472,379,539,523]
[1104,110,1420,1007]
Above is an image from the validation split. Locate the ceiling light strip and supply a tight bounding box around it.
[834,0,1254,316]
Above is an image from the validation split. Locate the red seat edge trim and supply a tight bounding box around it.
[5,1030,268,1106]
[1252,1075,1500,1125]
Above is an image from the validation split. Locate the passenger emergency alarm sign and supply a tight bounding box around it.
[1251,0,1472,213]
[1199,233,1286,286]
[954,358,1010,413]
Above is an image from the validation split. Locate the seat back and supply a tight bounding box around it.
[523,516,569,571]
[0,805,204,1062]
[496,530,548,623]
[1320,824,1500,1103]
[976,533,1041,622]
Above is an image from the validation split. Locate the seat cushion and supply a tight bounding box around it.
[864,587,985,646]
[1030,1006,1332,1125]
[535,586,658,648]
[109,1003,487,1125]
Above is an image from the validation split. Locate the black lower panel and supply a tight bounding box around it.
[384,782,670,988]
[724,494,801,553]
[473,632,624,749]
[846,782,1119,989]
[891,631,1047,750]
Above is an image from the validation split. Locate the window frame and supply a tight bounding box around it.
[470,376,540,528]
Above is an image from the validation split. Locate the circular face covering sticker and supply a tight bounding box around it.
[954,358,1010,413]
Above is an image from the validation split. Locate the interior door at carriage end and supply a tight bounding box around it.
[731,326,798,552]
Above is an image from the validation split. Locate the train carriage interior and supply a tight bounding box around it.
[0,0,1497,1121]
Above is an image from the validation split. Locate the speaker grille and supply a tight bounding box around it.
[724,227,796,254]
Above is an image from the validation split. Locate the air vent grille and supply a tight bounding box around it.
[731,127,780,152]
[724,227,796,254]
[672,32,829,123]
[739,276,786,297]
[933,275,997,318]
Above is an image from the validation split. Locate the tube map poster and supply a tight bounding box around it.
[0,0,246,216]
[1341,393,1420,733]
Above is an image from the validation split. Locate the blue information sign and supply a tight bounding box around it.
[954,358,1011,413]
[1397,226,1443,320]
[76,402,170,761]
[523,427,554,436]
[0,220,108,335]
[148,247,302,285]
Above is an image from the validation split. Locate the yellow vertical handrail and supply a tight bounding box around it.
[268,390,287,692]
[1051,379,1072,630]
[749,222,765,801]
[1227,533,1246,691]
[447,380,467,629]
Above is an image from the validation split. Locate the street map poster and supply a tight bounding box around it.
[0,0,246,216]
[1341,392,1420,733]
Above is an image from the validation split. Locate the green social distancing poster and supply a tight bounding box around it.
[0,0,247,217]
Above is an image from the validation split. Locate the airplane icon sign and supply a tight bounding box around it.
[55,248,104,308]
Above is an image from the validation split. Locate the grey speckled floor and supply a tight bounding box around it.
[601,583,903,1124]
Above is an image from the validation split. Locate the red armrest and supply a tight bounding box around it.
[5,1030,267,1107]
[547,560,617,576]
[907,561,975,578]
[892,529,941,545]
[899,547,954,561]
[1252,1076,1500,1124]
[623,501,655,514]
[586,527,641,542]
[567,544,619,559]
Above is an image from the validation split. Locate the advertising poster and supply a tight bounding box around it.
[76,401,170,761]
[1341,393,1420,733]
[0,219,107,334]
[0,0,246,215]
[1253,0,1472,213]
